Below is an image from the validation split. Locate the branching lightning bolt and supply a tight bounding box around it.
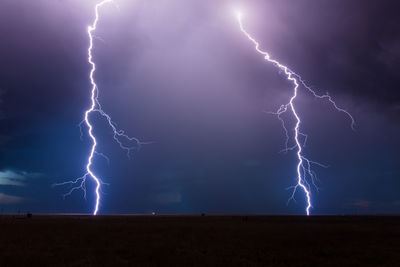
[237,12,355,215]
[54,0,148,215]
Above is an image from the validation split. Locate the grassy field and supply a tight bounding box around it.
[0,215,399,266]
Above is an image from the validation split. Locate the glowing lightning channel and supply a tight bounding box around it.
[237,12,355,215]
[55,0,147,215]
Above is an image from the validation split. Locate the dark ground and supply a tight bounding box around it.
[0,215,399,266]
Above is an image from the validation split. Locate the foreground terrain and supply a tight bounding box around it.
[0,215,399,266]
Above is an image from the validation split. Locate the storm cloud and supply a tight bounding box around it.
[0,0,399,214]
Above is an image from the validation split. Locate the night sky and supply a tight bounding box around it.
[0,0,399,214]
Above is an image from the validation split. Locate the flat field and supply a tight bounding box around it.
[0,215,399,266]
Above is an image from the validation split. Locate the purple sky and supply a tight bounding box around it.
[0,0,399,214]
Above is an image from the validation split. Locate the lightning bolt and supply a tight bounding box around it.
[54,0,147,215]
[237,12,355,215]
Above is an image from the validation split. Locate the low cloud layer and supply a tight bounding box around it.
[0,170,41,186]
[0,192,24,204]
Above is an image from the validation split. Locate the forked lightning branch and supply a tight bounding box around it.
[237,11,354,215]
